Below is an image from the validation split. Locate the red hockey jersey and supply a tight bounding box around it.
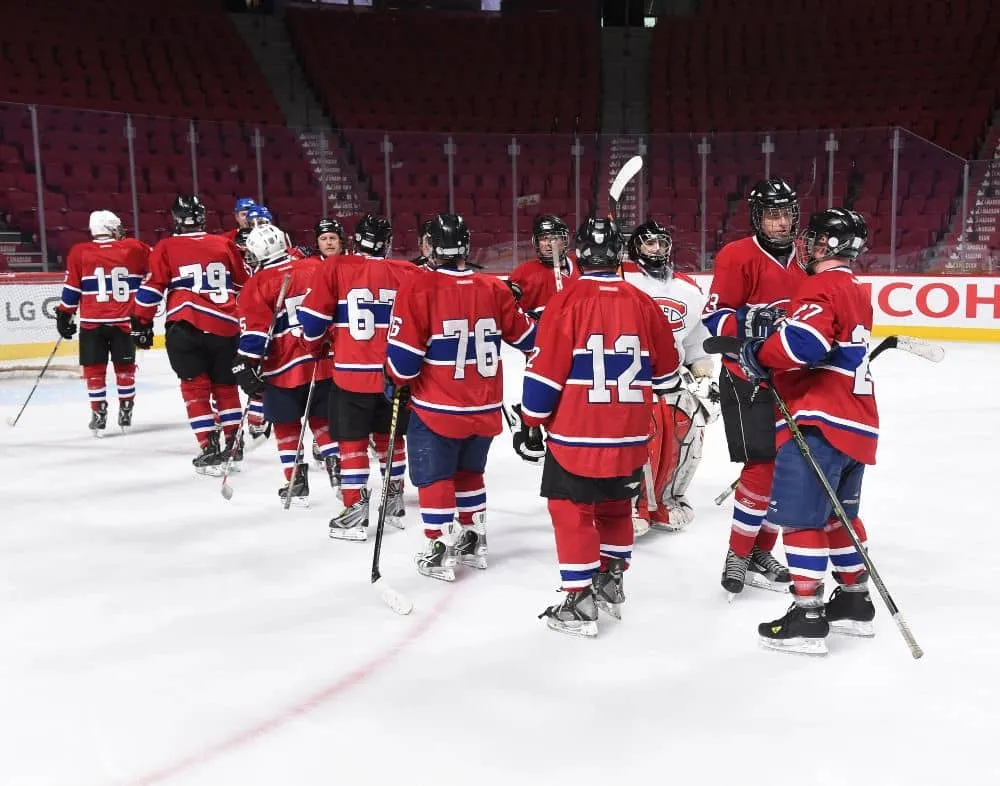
[297,254,416,393]
[520,272,681,478]
[386,267,536,439]
[134,232,248,337]
[58,238,150,328]
[507,255,579,314]
[237,257,332,388]
[757,266,879,465]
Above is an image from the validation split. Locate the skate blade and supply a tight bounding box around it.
[416,561,455,582]
[829,619,875,638]
[119,425,131,434]
[458,554,488,570]
[545,618,598,638]
[195,466,224,477]
[758,635,828,656]
[596,600,622,620]
[280,497,310,509]
[92,429,105,439]
[387,515,405,531]
[329,526,367,542]
[650,521,685,533]
[727,592,738,604]
[746,572,791,593]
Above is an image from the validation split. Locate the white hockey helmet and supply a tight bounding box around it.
[89,210,123,239]
[245,224,289,268]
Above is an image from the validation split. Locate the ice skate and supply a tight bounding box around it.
[222,432,244,473]
[385,478,405,530]
[632,508,651,538]
[825,583,875,637]
[117,399,134,432]
[311,441,323,467]
[539,586,599,638]
[721,548,750,600]
[747,545,792,593]
[89,401,108,437]
[758,586,829,656]
[323,454,342,499]
[328,489,370,541]
[416,536,457,582]
[278,464,309,508]
[193,432,224,476]
[592,557,626,620]
[455,512,488,569]
[248,420,271,441]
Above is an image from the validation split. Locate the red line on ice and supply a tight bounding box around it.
[127,591,453,786]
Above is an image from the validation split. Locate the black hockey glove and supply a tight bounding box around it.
[232,356,265,397]
[129,316,154,349]
[510,404,546,463]
[55,309,77,340]
[383,369,411,406]
[504,279,523,302]
[737,339,769,384]
[738,305,786,340]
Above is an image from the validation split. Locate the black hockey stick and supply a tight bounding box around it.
[370,389,413,615]
[704,335,924,659]
[6,336,65,428]
[282,362,319,511]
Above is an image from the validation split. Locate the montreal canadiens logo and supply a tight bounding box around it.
[659,298,687,331]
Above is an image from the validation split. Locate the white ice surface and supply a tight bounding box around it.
[1,343,997,786]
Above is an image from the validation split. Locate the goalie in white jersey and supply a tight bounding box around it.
[621,220,720,533]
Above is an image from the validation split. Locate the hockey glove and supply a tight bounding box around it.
[232,356,265,397]
[55,309,77,340]
[504,279,523,302]
[510,404,546,463]
[738,305,786,339]
[129,316,154,349]
[383,370,411,406]
[737,339,769,384]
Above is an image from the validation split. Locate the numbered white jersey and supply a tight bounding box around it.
[621,261,711,369]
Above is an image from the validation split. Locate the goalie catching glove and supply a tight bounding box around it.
[509,403,546,463]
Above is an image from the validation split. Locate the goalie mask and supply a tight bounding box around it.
[800,208,868,274]
[574,216,624,270]
[531,214,569,268]
[748,178,799,252]
[627,219,673,280]
[171,194,206,233]
[354,213,392,258]
[89,210,124,240]
[245,224,289,269]
[427,213,471,269]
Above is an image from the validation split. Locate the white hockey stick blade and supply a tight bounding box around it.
[221,482,235,501]
[896,336,945,363]
[374,577,413,615]
[609,155,644,203]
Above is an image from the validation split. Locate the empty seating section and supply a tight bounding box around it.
[287,8,601,257]
[648,0,1000,267]
[0,0,321,256]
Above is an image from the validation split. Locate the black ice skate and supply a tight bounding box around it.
[248,420,271,441]
[721,548,750,599]
[386,478,405,530]
[825,582,875,638]
[222,432,244,472]
[416,536,458,582]
[592,557,626,619]
[758,585,830,656]
[323,454,342,499]
[328,488,370,541]
[192,432,224,476]
[89,401,108,436]
[539,586,599,638]
[117,399,134,432]
[747,546,792,593]
[278,464,310,507]
[455,512,488,570]
[311,441,323,466]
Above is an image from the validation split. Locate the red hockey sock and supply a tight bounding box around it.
[112,361,136,403]
[595,498,633,571]
[826,517,868,585]
[273,421,301,482]
[372,432,406,484]
[308,417,338,457]
[339,439,371,507]
[547,498,601,591]
[418,478,456,539]
[247,394,266,427]
[754,523,780,553]
[83,363,107,410]
[455,470,486,526]
[783,528,829,597]
[180,375,215,447]
[728,461,774,558]
[212,383,242,440]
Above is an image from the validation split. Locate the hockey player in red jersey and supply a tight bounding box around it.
[131,195,249,474]
[56,210,150,434]
[733,209,876,655]
[519,217,680,637]
[385,213,536,581]
[702,177,806,597]
[620,220,718,534]
[409,219,433,268]
[222,197,256,242]
[507,214,579,314]
[297,214,416,540]
[232,225,340,505]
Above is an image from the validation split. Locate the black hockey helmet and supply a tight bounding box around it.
[171,194,206,233]
[574,216,624,269]
[354,213,392,257]
[427,213,471,267]
[800,208,868,272]
[419,218,434,240]
[315,217,345,241]
[531,214,570,266]
[627,219,673,280]
[748,177,799,250]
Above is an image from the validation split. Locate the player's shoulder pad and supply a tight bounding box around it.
[672,271,703,292]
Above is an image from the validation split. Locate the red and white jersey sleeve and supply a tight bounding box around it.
[59,238,150,328]
[507,256,580,314]
[386,267,536,439]
[757,267,879,465]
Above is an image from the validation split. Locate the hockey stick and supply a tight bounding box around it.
[712,334,945,506]
[6,336,65,428]
[370,389,413,615]
[704,335,924,659]
[609,154,644,222]
[221,273,293,501]
[282,363,319,511]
